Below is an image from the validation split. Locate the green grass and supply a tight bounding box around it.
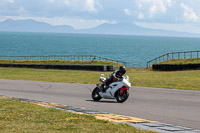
[154,58,200,65]
[0,97,154,133]
[0,60,122,67]
[129,69,200,90]
[0,59,199,91]
[0,67,200,90]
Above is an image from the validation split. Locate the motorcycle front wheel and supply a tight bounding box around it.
[116,89,129,103]
[92,87,102,101]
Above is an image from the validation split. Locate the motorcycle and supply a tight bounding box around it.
[91,74,131,103]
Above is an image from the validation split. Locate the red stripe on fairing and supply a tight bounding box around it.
[120,88,128,94]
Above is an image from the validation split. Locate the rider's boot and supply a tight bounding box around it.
[102,85,109,92]
[100,84,105,92]
[100,84,109,92]
[104,86,109,92]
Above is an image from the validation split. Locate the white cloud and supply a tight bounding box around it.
[49,0,54,3]
[50,0,102,13]
[124,8,145,19]
[136,0,175,18]
[181,3,199,22]
[63,0,70,6]
[37,17,114,29]
[124,9,131,16]
[0,16,116,29]
[6,0,14,3]
[138,13,144,19]
[83,0,99,12]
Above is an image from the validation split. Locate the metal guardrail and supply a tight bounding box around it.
[0,55,128,66]
[147,50,200,68]
[0,55,148,68]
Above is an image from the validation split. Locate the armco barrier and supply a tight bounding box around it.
[0,63,115,71]
[152,64,200,71]
[147,50,200,68]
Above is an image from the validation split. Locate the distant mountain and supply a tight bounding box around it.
[0,19,75,33]
[80,23,149,35]
[80,23,200,37]
[0,19,199,37]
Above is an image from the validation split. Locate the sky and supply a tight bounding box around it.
[0,0,200,33]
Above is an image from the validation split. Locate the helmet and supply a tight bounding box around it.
[118,66,126,75]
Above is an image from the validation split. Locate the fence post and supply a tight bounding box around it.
[184,52,186,59]
[167,53,169,61]
[178,52,180,59]
[147,62,149,68]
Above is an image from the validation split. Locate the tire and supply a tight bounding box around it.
[92,87,102,101]
[116,89,129,103]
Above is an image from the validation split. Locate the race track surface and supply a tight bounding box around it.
[0,79,199,130]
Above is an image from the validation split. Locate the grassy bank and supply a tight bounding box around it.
[0,97,153,133]
[0,60,122,67]
[0,67,199,90]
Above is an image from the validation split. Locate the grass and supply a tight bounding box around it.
[0,97,154,133]
[0,60,198,132]
[154,58,200,65]
[0,60,122,67]
[0,67,200,91]
[0,59,199,90]
[129,69,200,90]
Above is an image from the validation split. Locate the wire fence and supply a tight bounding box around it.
[0,55,148,68]
[0,55,130,66]
[147,50,200,68]
[2,51,198,69]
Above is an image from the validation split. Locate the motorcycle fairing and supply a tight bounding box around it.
[120,87,129,94]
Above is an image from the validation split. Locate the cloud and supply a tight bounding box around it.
[49,0,54,3]
[36,16,115,29]
[49,0,102,13]
[136,0,175,18]
[2,0,200,32]
[138,13,144,19]
[6,0,15,3]
[124,9,131,16]
[0,0,103,18]
[83,0,102,12]
[180,3,199,22]
[64,0,70,6]
[0,15,116,29]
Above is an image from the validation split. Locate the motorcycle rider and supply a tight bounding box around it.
[101,66,126,92]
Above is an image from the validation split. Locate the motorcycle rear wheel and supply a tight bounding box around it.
[92,87,102,101]
[116,90,129,103]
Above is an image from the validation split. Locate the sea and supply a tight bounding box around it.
[0,32,200,67]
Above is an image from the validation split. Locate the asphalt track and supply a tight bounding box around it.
[0,79,200,130]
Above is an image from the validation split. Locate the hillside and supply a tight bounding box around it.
[0,19,199,37]
[0,19,75,33]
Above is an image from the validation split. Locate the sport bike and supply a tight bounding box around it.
[92,74,131,103]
